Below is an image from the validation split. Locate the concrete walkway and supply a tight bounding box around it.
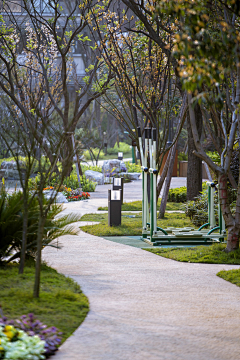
[42,179,240,360]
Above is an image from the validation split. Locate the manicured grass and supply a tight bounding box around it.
[98,200,183,212]
[217,269,240,286]
[0,262,89,342]
[80,212,193,236]
[144,244,240,265]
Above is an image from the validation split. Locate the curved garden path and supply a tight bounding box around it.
[42,179,240,360]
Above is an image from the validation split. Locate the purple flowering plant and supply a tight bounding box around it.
[0,313,62,357]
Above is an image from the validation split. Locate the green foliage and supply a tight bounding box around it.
[183,185,237,227]
[124,161,141,173]
[158,0,238,95]
[217,269,240,287]
[168,186,187,203]
[29,171,97,192]
[107,142,131,155]
[0,187,81,263]
[0,263,89,342]
[144,244,240,265]
[178,152,188,161]
[80,212,192,236]
[82,165,102,173]
[206,151,221,165]
[83,149,105,160]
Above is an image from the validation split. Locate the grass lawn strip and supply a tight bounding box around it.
[217,269,240,287]
[0,263,89,342]
[98,201,183,212]
[144,244,240,265]
[80,212,193,236]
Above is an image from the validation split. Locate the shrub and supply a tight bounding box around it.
[168,186,187,203]
[83,148,104,160]
[107,142,131,155]
[125,161,141,173]
[0,188,81,263]
[178,152,188,161]
[29,171,97,192]
[82,164,102,173]
[183,185,237,227]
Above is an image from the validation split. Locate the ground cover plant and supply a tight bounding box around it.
[0,323,45,360]
[98,201,183,212]
[144,244,240,265]
[217,269,240,287]
[0,313,62,358]
[80,212,192,236]
[0,263,89,344]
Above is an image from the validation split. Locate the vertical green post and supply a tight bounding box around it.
[132,146,136,164]
[208,184,211,225]
[150,172,154,239]
[142,169,144,228]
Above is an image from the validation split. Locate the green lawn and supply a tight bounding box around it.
[80,212,193,236]
[217,269,240,286]
[144,244,240,265]
[98,200,183,212]
[0,263,89,342]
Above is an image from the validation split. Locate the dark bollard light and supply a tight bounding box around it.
[118,152,123,160]
[112,177,124,204]
[108,189,122,226]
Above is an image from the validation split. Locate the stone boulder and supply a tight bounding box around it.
[4,169,27,180]
[120,172,141,181]
[1,160,24,170]
[43,190,68,203]
[1,161,26,180]
[102,159,127,175]
[85,170,103,185]
[0,169,6,179]
[120,161,127,172]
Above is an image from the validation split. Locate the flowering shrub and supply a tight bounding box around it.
[0,314,62,358]
[0,324,45,360]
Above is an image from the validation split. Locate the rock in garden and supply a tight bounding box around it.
[120,161,127,172]
[43,190,68,203]
[4,169,25,180]
[1,160,24,170]
[123,172,141,181]
[102,159,126,175]
[85,170,104,185]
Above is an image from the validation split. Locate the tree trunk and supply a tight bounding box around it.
[156,152,171,199]
[19,194,28,274]
[218,173,239,251]
[187,104,203,200]
[33,216,45,298]
[159,145,177,218]
[226,226,239,252]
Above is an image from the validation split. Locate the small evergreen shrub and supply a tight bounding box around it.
[107,142,131,155]
[178,152,188,161]
[168,186,187,203]
[125,161,141,173]
[83,149,105,160]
